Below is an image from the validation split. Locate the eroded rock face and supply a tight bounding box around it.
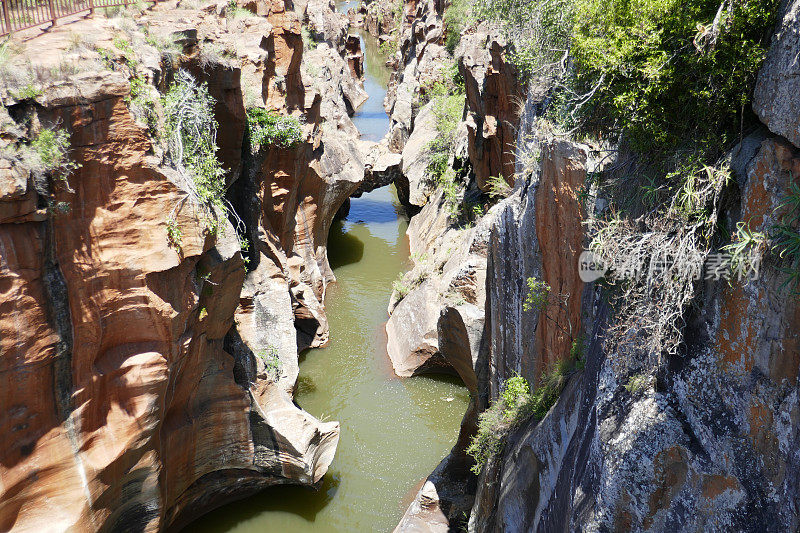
[0,0,369,527]
[385,189,496,380]
[363,0,400,40]
[483,138,589,395]
[304,0,349,51]
[753,0,800,148]
[457,24,522,191]
[380,0,449,154]
[469,135,800,533]
[0,68,335,532]
[400,100,438,208]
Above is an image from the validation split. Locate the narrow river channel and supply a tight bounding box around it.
[191,20,469,533]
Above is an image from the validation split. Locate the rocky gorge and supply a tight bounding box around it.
[1,0,799,532]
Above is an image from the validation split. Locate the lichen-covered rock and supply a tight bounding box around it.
[469,134,800,533]
[753,0,800,149]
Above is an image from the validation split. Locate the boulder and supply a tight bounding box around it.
[400,100,438,207]
[753,0,800,148]
[305,0,349,51]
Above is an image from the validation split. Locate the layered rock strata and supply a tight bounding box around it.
[0,0,369,528]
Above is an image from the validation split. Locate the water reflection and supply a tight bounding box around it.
[350,30,392,141]
[192,474,343,532]
[327,220,365,269]
[346,198,405,224]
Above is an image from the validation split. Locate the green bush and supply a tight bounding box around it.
[523,277,550,312]
[443,0,473,54]
[392,278,411,299]
[570,0,779,156]
[466,359,582,474]
[770,182,800,295]
[163,70,227,232]
[470,0,777,164]
[379,38,398,56]
[32,129,70,171]
[127,74,159,134]
[486,175,512,199]
[501,375,530,418]
[257,345,283,380]
[166,216,183,253]
[425,81,466,217]
[10,83,41,101]
[30,127,78,180]
[246,107,304,149]
[474,0,574,82]
[625,373,649,394]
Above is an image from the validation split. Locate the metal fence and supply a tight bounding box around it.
[0,0,152,36]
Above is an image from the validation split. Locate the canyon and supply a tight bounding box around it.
[1,0,799,532]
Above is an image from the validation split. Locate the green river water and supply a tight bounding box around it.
[191,22,469,533]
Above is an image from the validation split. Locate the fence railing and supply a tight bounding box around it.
[0,0,154,36]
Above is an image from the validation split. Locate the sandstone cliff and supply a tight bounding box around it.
[0,0,368,528]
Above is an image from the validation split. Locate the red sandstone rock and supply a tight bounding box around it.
[458,24,522,191]
[0,0,370,526]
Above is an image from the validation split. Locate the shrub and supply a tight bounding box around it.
[379,38,398,56]
[625,373,649,394]
[226,0,257,20]
[570,0,780,156]
[166,216,183,253]
[112,36,139,69]
[392,277,411,299]
[589,163,729,369]
[443,0,472,54]
[425,81,466,217]
[257,345,282,380]
[418,61,464,107]
[465,401,504,473]
[127,74,159,134]
[301,26,318,51]
[29,127,78,180]
[144,31,182,57]
[523,277,550,312]
[486,175,512,199]
[163,70,227,233]
[246,107,304,149]
[722,221,768,281]
[10,83,41,101]
[474,0,574,82]
[466,361,581,474]
[501,375,530,418]
[770,181,800,295]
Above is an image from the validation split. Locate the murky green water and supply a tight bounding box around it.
[191,20,468,533]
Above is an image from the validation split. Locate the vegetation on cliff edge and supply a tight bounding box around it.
[246,107,304,150]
